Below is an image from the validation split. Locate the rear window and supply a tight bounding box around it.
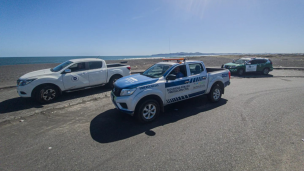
[189,63,204,75]
[89,62,103,69]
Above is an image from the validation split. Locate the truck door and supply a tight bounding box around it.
[187,62,208,96]
[165,65,191,104]
[245,60,258,72]
[62,62,90,90]
[87,61,107,85]
[256,59,267,72]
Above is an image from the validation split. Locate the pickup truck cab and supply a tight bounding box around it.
[222,57,273,76]
[17,58,131,103]
[111,59,231,123]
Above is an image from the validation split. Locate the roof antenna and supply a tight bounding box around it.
[169,36,171,58]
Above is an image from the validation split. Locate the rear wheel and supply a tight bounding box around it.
[208,84,222,103]
[136,99,160,123]
[108,75,122,89]
[237,69,244,76]
[35,85,58,103]
[262,68,269,75]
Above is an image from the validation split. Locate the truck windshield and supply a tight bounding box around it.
[234,59,249,64]
[142,64,172,78]
[51,61,73,72]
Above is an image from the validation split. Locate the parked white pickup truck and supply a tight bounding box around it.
[111,59,230,123]
[17,58,131,103]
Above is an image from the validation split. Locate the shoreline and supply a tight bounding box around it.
[0,55,303,88]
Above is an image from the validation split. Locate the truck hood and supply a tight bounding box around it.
[114,74,159,89]
[19,68,54,79]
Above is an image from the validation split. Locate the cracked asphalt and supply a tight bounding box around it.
[0,71,304,171]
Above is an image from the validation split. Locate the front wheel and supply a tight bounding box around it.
[237,69,244,76]
[35,85,58,103]
[136,99,160,123]
[208,84,222,103]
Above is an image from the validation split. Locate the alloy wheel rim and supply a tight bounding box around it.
[264,69,269,74]
[42,89,56,101]
[142,104,156,120]
[213,88,220,100]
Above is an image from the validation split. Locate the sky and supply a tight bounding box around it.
[0,0,303,57]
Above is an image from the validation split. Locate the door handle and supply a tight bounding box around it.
[185,81,189,83]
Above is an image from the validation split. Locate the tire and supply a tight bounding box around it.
[108,75,122,89]
[237,69,244,76]
[35,85,58,103]
[262,68,269,75]
[136,99,160,123]
[208,84,222,103]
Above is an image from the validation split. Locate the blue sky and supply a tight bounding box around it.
[0,0,303,57]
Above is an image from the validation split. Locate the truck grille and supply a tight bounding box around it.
[113,86,121,97]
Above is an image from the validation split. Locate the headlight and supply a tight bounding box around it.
[18,79,36,86]
[120,88,136,96]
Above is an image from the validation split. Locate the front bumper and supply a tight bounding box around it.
[17,85,34,97]
[111,92,134,115]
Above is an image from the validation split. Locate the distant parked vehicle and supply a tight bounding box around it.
[17,58,131,103]
[111,58,231,123]
[221,57,273,76]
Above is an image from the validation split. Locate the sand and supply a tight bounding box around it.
[0,54,303,88]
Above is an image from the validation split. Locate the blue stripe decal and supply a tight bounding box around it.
[165,79,190,88]
[166,95,190,104]
[222,73,229,77]
[188,90,205,98]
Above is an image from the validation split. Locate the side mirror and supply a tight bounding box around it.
[246,62,251,65]
[166,74,176,81]
[64,69,71,73]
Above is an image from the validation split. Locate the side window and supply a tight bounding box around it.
[169,65,187,78]
[189,63,204,75]
[89,62,103,69]
[68,62,87,72]
[250,60,257,64]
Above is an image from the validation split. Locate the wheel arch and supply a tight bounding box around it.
[31,83,62,97]
[108,74,123,83]
[210,81,225,94]
[135,94,164,113]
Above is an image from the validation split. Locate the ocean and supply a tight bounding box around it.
[0,55,205,66]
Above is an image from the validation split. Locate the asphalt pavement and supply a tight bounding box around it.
[0,71,304,170]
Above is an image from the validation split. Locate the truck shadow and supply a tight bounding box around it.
[0,86,111,114]
[90,96,228,143]
[231,72,273,78]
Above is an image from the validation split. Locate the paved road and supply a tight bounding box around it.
[1,76,304,170]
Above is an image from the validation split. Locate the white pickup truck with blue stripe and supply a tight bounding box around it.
[111,59,231,123]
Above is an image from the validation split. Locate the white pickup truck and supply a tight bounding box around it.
[17,58,131,103]
[111,59,231,123]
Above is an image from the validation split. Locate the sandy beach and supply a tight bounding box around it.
[0,54,303,88]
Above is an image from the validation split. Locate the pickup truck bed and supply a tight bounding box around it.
[107,63,128,68]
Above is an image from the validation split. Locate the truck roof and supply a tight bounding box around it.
[241,57,268,60]
[157,60,203,65]
[69,58,104,63]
